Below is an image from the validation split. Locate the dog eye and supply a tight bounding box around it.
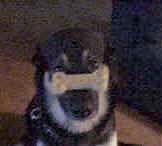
[87,59,100,71]
[93,60,99,68]
[88,58,99,67]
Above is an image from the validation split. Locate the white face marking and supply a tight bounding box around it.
[46,98,67,125]
[44,64,110,134]
[44,65,109,95]
[96,132,118,146]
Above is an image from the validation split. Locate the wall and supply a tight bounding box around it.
[0,0,112,61]
[0,0,112,113]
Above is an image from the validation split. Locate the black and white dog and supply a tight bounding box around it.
[17,28,133,146]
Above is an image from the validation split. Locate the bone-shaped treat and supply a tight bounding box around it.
[44,65,109,95]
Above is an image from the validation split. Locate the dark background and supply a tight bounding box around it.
[111,0,162,124]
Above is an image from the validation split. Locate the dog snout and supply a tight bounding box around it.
[59,90,98,119]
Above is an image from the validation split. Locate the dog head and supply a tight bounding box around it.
[32,28,117,134]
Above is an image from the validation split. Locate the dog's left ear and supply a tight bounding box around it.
[32,46,49,70]
[104,43,119,90]
[32,47,40,67]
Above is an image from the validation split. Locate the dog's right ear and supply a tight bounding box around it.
[32,47,48,70]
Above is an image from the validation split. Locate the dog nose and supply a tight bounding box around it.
[82,109,92,117]
[59,89,98,120]
[72,107,93,119]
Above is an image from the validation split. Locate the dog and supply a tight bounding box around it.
[17,28,139,146]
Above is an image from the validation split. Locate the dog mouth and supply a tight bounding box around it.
[59,90,98,120]
[64,105,97,120]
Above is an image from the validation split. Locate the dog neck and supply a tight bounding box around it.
[34,131,118,146]
[36,131,117,146]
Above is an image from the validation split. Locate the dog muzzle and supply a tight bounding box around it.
[44,64,110,95]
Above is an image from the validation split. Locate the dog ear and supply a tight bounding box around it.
[104,43,119,90]
[32,47,49,70]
